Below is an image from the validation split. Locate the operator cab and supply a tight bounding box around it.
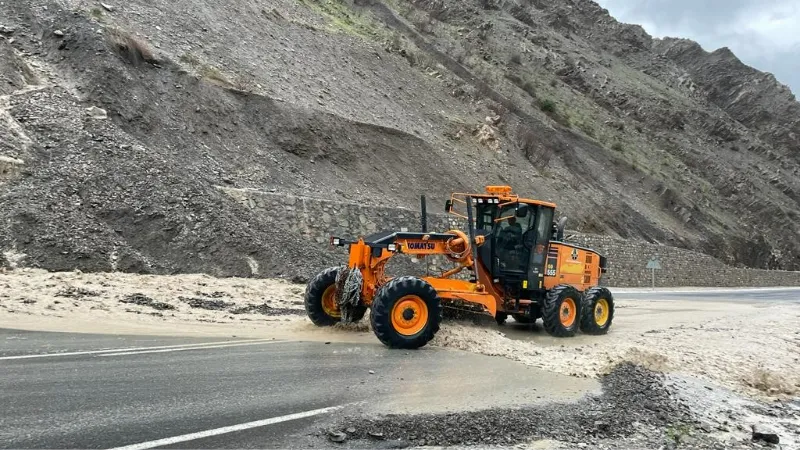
[474,200,554,293]
[445,186,556,297]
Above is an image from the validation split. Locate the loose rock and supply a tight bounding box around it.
[327,430,346,443]
[86,106,108,119]
[751,424,780,444]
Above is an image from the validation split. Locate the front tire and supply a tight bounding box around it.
[580,287,614,335]
[370,276,442,349]
[305,267,344,326]
[542,285,582,337]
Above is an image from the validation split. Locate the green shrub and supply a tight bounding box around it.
[538,99,556,113]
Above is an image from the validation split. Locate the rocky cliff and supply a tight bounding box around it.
[0,0,798,278]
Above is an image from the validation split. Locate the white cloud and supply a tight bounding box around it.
[594,0,800,93]
[735,2,800,51]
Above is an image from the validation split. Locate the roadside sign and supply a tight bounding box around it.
[646,256,661,288]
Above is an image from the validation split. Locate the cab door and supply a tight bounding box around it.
[524,206,554,290]
[493,203,534,278]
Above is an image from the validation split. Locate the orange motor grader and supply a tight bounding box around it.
[305,186,614,349]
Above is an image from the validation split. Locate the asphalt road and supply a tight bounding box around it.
[0,329,595,449]
[613,287,800,303]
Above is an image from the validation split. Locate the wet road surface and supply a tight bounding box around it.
[0,328,596,449]
[613,287,800,303]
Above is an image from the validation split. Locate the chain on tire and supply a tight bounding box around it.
[335,266,363,323]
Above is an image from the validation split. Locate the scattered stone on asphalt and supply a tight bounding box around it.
[368,431,385,440]
[53,29,64,36]
[369,370,375,374]
[345,427,356,434]
[328,430,346,443]
[100,2,114,12]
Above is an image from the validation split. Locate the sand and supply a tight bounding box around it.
[1,269,798,398]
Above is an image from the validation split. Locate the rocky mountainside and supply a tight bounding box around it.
[0,0,798,277]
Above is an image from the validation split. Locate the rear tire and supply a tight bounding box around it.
[580,287,614,335]
[542,285,581,337]
[370,276,442,349]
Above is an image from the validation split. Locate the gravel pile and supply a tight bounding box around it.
[326,363,757,449]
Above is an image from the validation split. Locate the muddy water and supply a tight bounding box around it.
[332,343,600,415]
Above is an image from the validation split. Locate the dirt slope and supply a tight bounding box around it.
[0,0,798,277]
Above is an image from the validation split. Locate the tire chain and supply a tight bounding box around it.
[335,266,363,323]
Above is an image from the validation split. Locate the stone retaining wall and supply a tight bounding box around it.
[567,234,800,287]
[222,188,800,287]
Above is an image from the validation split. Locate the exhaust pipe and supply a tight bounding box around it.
[420,195,428,233]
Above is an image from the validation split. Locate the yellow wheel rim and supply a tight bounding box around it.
[391,296,429,336]
[321,285,341,319]
[560,298,577,327]
[594,298,609,327]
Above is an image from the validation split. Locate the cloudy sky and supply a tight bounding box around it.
[594,0,800,96]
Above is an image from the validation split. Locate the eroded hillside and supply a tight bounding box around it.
[0,0,798,277]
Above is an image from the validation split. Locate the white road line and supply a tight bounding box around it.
[0,339,275,361]
[99,340,282,356]
[107,405,346,450]
[612,287,800,294]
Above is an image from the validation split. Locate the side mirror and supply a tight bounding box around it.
[556,216,567,241]
[445,199,453,213]
[515,203,529,218]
